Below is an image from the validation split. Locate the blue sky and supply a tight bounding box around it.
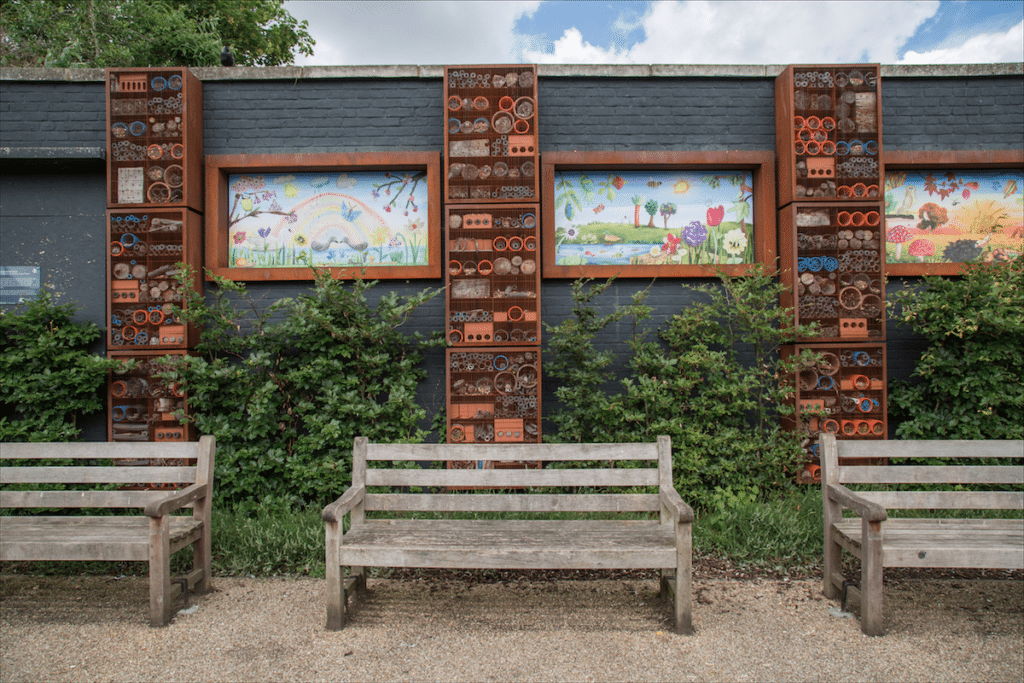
[284,0,1023,66]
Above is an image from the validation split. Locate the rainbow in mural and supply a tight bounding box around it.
[226,170,429,268]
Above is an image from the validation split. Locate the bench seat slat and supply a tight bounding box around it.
[854,490,1024,510]
[832,518,1024,569]
[835,440,1023,461]
[1,466,197,485]
[840,465,1023,485]
[365,467,658,488]
[365,443,658,462]
[0,490,190,508]
[338,519,676,569]
[365,493,660,513]
[0,516,203,562]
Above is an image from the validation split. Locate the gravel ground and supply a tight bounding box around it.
[1,570,1022,683]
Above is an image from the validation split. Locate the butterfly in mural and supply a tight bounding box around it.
[340,201,363,222]
[593,203,605,213]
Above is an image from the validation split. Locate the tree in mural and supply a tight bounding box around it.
[371,171,426,216]
[659,202,678,229]
[644,198,659,228]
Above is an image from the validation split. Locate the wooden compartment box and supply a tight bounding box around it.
[779,202,885,343]
[782,343,887,482]
[446,347,541,446]
[775,65,882,208]
[445,204,540,346]
[444,65,538,204]
[107,208,203,349]
[107,350,193,444]
[106,67,203,211]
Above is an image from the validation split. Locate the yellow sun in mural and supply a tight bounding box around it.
[673,179,692,195]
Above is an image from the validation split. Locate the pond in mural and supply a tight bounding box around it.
[553,170,755,266]
[226,170,429,268]
[884,169,1023,265]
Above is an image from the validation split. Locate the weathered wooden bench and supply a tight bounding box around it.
[323,436,694,633]
[0,436,216,626]
[820,433,1023,635]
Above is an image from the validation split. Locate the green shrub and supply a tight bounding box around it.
[888,255,1024,440]
[159,267,443,510]
[544,266,819,511]
[0,293,119,441]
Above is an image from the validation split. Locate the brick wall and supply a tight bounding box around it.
[2,65,1021,439]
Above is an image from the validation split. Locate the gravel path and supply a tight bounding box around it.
[1,572,1022,682]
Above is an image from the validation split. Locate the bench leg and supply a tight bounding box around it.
[822,501,843,601]
[149,516,172,627]
[325,520,345,630]
[193,503,212,594]
[674,521,693,635]
[861,518,884,636]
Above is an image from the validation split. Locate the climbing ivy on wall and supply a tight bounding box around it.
[160,268,444,510]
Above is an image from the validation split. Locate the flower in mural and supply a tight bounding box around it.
[706,205,725,227]
[233,231,247,244]
[682,220,708,248]
[661,232,682,255]
[258,227,271,239]
[723,228,748,259]
[292,233,307,246]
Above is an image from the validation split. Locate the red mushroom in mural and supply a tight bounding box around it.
[908,238,936,263]
[886,224,913,260]
[917,202,949,232]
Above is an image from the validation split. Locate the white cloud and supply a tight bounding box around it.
[288,0,541,66]
[524,0,942,64]
[900,20,1024,63]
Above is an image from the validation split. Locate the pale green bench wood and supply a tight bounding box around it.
[1,436,216,626]
[323,435,694,633]
[819,433,1023,636]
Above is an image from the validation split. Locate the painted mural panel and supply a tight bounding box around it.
[226,170,429,269]
[884,169,1023,266]
[552,170,755,267]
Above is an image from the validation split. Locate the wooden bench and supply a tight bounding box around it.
[820,433,1023,635]
[323,436,694,633]
[0,436,216,626]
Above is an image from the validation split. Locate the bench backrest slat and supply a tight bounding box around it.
[1,442,201,460]
[365,467,658,489]
[832,440,1023,461]
[0,490,183,509]
[2,466,197,485]
[1,437,214,511]
[856,490,1024,510]
[365,493,660,513]
[365,442,659,462]
[821,435,1024,512]
[840,465,1024,486]
[353,437,671,517]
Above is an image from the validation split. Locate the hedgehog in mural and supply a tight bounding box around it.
[943,238,985,263]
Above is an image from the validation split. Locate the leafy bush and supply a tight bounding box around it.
[544,266,818,511]
[888,255,1023,440]
[160,267,443,510]
[0,293,118,441]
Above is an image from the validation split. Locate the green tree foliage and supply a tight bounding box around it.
[158,268,443,510]
[544,266,818,511]
[0,0,314,68]
[0,294,119,441]
[888,255,1024,440]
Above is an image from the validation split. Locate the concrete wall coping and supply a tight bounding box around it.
[3,62,1022,82]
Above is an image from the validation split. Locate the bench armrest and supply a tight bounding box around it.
[826,483,887,522]
[660,487,694,524]
[144,483,208,518]
[322,485,365,523]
